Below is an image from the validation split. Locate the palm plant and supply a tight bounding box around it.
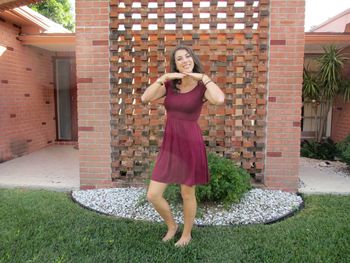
[303,45,350,142]
[302,67,320,139]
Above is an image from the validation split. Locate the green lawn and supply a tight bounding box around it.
[0,189,349,263]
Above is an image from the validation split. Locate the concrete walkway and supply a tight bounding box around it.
[0,145,79,191]
[298,158,350,195]
[0,146,349,194]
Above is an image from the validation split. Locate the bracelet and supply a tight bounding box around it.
[204,80,212,86]
[156,78,164,86]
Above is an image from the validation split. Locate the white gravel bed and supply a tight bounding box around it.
[71,188,303,226]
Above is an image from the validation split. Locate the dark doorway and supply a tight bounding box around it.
[55,58,77,141]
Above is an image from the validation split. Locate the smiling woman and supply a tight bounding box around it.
[141,45,225,247]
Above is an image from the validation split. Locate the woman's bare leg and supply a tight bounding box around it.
[147,180,178,241]
[175,184,196,247]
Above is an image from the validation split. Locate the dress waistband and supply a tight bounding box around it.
[166,115,198,122]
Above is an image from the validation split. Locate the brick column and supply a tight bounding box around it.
[75,0,112,189]
[264,0,305,192]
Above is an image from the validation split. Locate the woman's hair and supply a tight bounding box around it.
[169,45,203,92]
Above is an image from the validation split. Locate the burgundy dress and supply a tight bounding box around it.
[151,80,209,186]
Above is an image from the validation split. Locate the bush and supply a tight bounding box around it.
[196,152,251,207]
[336,135,350,166]
[300,138,337,160]
[143,153,251,208]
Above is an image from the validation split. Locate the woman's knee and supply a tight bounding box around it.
[147,180,167,202]
[180,186,196,201]
[147,190,162,202]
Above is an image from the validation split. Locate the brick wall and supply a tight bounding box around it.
[331,97,350,142]
[109,0,269,186]
[331,45,350,142]
[0,19,56,162]
[75,0,112,189]
[75,0,306,192]
[264,0,305,192]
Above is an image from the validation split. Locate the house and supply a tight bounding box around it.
[0,4,76,163]
[304,8,350,142]
[1,0,306,192]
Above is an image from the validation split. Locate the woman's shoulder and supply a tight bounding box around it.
[164,80,173,94]
[198,80,206,92]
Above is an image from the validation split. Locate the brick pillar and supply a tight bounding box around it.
[264,0,305,192]
[75,0,112,189]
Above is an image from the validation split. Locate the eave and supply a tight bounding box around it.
[0,0,43,12]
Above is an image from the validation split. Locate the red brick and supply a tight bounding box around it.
[77,78,93,83]
[270,39,286,45]
[92,40,108,46]
[78,126,95,131]
[267,152,282,157]
[268,96,276,102]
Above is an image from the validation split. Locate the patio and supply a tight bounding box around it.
[0,145,349,194]
[0,145,79,191]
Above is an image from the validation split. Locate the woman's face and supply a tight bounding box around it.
[174,49,194,73]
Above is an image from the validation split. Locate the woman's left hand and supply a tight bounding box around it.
[183,72,208,81]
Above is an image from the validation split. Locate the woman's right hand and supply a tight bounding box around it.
[159,73,185,82]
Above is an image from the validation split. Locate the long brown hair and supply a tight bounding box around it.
[169,45,203,92]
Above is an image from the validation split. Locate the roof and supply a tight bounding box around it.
[1,6,71,33]
[0,6,74,51]
[0,0,42,12]
[310,8,350,32]
[306,8,350,53]
[21,5,71,33]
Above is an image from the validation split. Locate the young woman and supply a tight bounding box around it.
[141,45,225,247]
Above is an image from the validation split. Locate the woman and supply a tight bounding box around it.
[141,46,225,247]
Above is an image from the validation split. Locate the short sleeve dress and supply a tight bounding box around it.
[151,80,209,186]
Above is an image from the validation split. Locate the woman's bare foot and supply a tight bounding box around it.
[162,224,178,242]
[174,235,192,247]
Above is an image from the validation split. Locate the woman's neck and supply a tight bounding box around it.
[180,75,197,87]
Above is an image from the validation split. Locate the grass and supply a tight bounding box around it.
[0,189,349,263]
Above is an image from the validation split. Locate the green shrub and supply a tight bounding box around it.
[300,138,337,160]
[196,152,251,207]
[336,134,350,165]
[141,153,251,208]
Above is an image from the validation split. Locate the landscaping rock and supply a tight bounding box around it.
[71,188,303,226]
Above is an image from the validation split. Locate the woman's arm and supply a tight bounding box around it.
[141,73,185,103]
[202,75,225,105]
[141,78,166,103]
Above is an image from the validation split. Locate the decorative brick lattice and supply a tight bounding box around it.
[110,0,269,185]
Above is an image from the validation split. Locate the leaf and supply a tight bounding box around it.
[29,0,75,31]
